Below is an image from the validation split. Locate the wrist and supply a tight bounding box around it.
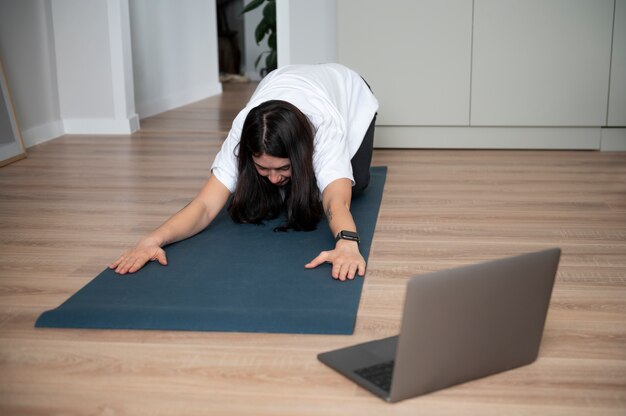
[145,234,165,247]
[335,238,359,251]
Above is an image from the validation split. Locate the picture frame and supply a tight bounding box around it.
[0,59,26,167]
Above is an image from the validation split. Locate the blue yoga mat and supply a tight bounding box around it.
[36,167,386,334]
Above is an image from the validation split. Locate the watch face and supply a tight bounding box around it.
[339,231,359,241]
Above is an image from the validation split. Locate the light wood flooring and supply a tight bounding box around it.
[1,82,625,415]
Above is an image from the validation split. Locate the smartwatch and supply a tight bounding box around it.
[335,230,360,244]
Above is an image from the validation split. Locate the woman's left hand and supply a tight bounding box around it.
[305,240,366,281]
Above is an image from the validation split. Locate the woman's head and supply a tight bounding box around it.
[228,100,323,231]
[238,100,314,185]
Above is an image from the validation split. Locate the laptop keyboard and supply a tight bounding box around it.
[354,360,395,393]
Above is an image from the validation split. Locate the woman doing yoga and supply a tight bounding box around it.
[110,63,378,281]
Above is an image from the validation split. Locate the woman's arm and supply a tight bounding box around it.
[305,178,366,281]
[110,175,231,274]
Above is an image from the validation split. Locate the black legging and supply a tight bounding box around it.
[350,113,377,196]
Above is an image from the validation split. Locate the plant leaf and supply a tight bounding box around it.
[263,1,276,27]
[241,0,265,14]
[266,49,277,72]
[268,31,276,50]
[255,20,269,44]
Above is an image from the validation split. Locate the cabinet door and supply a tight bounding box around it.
[609,0,626,126]
[338,0,473,126]
[471,0,614,126]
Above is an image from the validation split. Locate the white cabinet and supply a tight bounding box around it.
[471,0,614,126]
[608,0,626,126]
[335,0,624,149]
[338,0,473,126]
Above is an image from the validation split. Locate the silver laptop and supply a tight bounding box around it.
[318,248,561,403]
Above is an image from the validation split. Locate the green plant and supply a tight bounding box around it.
[242,0,277,77]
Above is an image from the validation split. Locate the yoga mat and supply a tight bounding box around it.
[36,167,386,334]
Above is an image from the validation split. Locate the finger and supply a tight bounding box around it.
[128,258,147,273]
[339,266,348,281]
[155,250,168,266]
[357,261,366,277]
[109,254,126,269]
[112,251,132,271]
[305,252,329,269]
[347,264,358,280]
[116,256,138,275]
[331,262,339,279]
[341,264,353,281]
[115,259,132,275]
[113,258,127,274]
[332,263,346,281]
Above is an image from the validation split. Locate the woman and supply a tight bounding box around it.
[110,63,378,281]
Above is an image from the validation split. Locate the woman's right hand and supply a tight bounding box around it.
[109,175,231,275]
[109,236,168,275]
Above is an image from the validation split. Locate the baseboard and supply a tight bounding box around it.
[374,127,602,150]
[600,128,626,151]
[63,115,140,135]
[21,115,140,147]
[21,120,65,148]
[136,82,223,119]
[128,113,140,132]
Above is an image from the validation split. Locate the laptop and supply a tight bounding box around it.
[318,248,561,403]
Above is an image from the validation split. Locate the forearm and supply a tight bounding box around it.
[325,198,357,240]
[148,199,214,247]
[147,175,230,247]
[322,178,358,241]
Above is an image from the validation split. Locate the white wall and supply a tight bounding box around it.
[0,0,62,147]
[276,0,337,67]
[130,0,222,119]
[0,0,222,147]
[52,0,115,119]
[0,0,139,142]
[51,0,138,134]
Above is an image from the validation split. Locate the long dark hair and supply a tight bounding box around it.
[228,100,323,231]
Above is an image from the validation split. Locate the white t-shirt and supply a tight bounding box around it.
[211,63,379,193]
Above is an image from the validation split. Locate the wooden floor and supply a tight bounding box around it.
[1,82,625,415]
